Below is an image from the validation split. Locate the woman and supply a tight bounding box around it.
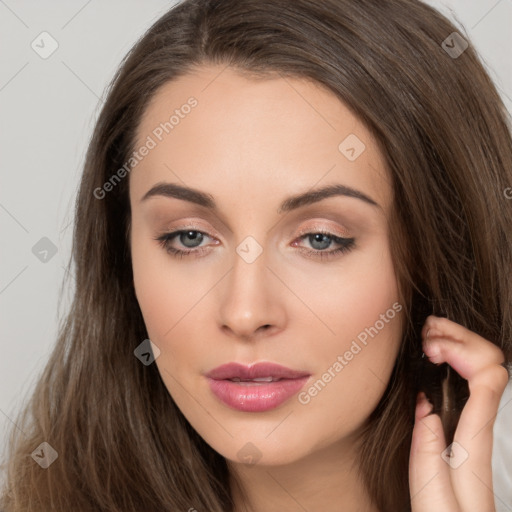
[1,0,511,510]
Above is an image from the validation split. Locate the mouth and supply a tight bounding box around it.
[205,362,311,412]
[227,376,284,384]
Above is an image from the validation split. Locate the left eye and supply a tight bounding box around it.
[154,229,355,260]
[292,231,356,260]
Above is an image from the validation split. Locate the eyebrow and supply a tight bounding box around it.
[140,182,380,213]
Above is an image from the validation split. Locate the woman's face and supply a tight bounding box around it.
[129,64,403,466]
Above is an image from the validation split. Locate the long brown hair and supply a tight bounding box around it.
[1,1,511,510]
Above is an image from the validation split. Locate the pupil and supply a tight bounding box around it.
[310,233,330,250]
[181,231,203,248]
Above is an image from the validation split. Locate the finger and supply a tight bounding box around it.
[421,315,506,375]
[422,316,509,512]
[409,392,460,512]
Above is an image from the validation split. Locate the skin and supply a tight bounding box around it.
[411,316,508,512]
[128,64,508,511]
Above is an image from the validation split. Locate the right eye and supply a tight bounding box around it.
[154,229,216,258]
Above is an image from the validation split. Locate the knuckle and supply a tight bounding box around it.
[489,344,506,362]
[471,364,510,396]
[494,363,511,389]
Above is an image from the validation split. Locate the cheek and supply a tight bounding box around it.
[130,225,219,378]
[131,224,181,341]
[282,233,401,353]
[294,241,403,434]
[296,320,401,454]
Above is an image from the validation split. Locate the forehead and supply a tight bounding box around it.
[130,64,391,212]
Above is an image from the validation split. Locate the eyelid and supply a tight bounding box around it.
[163,221,219,239]
[164,221,352,245]
[167,227,218,246]
[294,222,352,240]
[156,223,356,262]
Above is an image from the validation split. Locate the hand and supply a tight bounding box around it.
[409,315,510,512]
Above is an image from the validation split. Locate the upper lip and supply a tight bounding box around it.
[205,362,310,380]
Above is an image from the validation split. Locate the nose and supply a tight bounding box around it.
[217,245,285,341]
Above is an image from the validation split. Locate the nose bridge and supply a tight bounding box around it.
[233,235,268,290]
[217,233,283,338]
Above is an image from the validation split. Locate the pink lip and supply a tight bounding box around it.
[205,362,311,412]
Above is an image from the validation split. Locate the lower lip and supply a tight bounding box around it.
[206,377,310,412]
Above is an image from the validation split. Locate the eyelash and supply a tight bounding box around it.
[154,228,355,261]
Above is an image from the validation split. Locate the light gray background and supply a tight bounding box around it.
[1,0,511,508]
